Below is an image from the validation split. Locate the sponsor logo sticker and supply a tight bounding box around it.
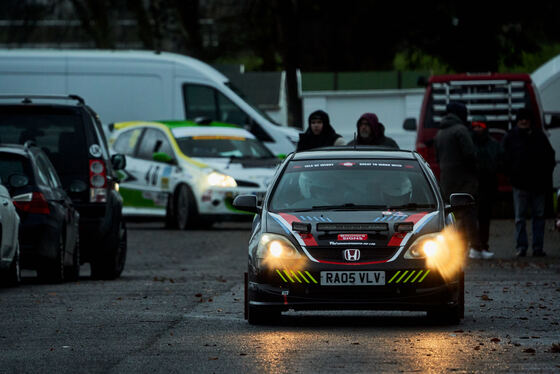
[338,234,368,241]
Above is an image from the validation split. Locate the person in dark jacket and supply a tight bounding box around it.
[502,108,555,257]
[296,110,345,152]
[347,113,399,148]
[469,116,502,259]
[434,101,478,250]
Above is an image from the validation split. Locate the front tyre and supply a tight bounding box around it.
[1,245,21,287]
[166,184,197,230]
[37,234,65,283]
[64,232,80,281]
[247,304,281,325]
[91,219,127,280]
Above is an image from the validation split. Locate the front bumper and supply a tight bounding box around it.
[248,265,461,312]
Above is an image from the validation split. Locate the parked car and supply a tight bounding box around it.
[0,182,20,286]
[0,95,127,279]
[235,147,472,325]
[0,143,79,282]
[109,120,281,228]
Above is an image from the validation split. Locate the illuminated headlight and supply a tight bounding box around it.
[207,171,237,187]
[256,233,302,260]
[404,233,446,259]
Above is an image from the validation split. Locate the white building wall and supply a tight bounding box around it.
[302,89,424,151]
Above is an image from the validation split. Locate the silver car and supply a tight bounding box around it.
[0,182,20,286]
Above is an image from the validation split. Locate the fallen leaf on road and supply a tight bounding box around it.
[481,295,493,301]
[239,353,247,356]
[474,346,481,351]
[549,344,560,353]
[209,357,218,360]
[453,330,464,333]
[523,348,536,354]
[195,293,202,297]
[352,342,360,345]
[490,338,501,343]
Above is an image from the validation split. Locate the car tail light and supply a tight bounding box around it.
[12,192,50,214]
[89,159,107,203]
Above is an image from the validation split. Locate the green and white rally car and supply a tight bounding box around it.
[109,120,281,228]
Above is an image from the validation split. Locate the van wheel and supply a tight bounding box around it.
[167,184,197,230]
[64,232,80,281]
[1,245,21,287]
[38,234,65,283]
[91,220,127,280]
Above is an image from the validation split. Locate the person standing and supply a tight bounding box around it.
[502,108,555,257]
[434,101,478,250]
[347,113,399,148]
[469,116,501,259]
[296,110,345,151]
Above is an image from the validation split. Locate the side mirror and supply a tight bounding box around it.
[233,194,258,213]
[8,174,29,188]
[449,193,475,210]
[544,112,560,129]
[111,154,126,170]
[403,118,417,131]
[153,152,174,164]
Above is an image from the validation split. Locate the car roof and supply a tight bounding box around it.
[291,147,418,160]
[0,95,86,107]
[112,120,240,133]
[171,126,256,139]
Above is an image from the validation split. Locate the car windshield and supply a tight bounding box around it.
[269,159,437,212]
[0,107,88,174]
[176,135,275,159]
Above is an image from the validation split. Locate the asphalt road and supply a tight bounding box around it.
[1,219,559,373]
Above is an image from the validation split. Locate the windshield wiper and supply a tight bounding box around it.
[311,203,388,211]
[386,203,436,210]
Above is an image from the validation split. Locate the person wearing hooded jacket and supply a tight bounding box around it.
[296,110,345,152]
[502,108,555,257]
[470,116,502,259]
[435,101,478,251]
[347,113,399,148]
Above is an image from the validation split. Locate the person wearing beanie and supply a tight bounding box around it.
[296,110,345,152]
[502,107,555,257]
[434,101,478,251]
[347,113,399,148]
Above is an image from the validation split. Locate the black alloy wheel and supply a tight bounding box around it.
[37,233,65,283]
[91,219,127,280]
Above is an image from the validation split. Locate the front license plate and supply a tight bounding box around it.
[320,271,385,286]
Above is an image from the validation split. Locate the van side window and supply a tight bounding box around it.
[183,85,217,120]
[114,129,142,156]
[216,91,249,125]
[137,129,174,161]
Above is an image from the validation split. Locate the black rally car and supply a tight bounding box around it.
[234,147,474,324]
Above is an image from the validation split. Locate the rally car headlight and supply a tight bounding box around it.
[404,233,446,259]
[207,171,237,187]
[256,233,302,260]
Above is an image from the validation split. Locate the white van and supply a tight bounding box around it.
[0,49,299,155]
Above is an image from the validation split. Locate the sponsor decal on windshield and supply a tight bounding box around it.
[192,136,246,141]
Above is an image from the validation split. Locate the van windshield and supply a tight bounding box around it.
[225,82,281,126]
[425,80,533,135]
[0,106,88,174]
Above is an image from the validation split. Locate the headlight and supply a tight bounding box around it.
[256,233,302,260]
[404,233,445,259]
[207,171,237,187]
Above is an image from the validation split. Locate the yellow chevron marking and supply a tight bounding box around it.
[388,271,401,284]
[298,271,310,283]
[418,269,430,283]
[283,270,294,282]
[403,270,416,283]
[290,271,302,283]
[305,271,318,284]
[276,270,287,282]
[411,270,423,283]
[396,270,409,283]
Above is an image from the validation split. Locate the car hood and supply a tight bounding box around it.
[193,157,279,186]
[266,210,441,249]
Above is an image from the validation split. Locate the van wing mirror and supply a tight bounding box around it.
[403,118,417,131]
[544,112,560,129]
[233,194,258,213]
[449,193,475,210]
